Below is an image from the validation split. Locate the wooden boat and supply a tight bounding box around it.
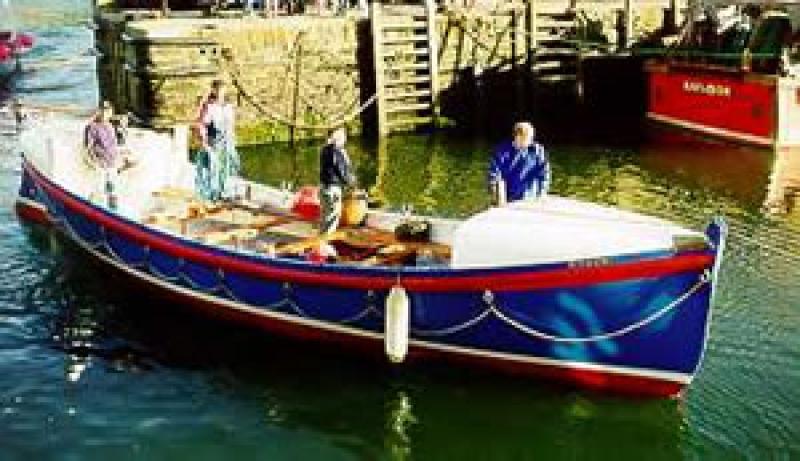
[15,115,726,397]
[646,6,800,148]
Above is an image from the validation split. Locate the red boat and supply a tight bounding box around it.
[646,5,800,148]
[0,30,34,77]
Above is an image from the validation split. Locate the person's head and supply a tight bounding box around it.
[209,79,225,104]
[97,101,113,122]
[328,127,347,148]
[512,121,535,149]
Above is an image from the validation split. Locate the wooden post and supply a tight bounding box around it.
[161,0,169,17]
[623,0,633,49]
[512,6,523,118]
[526,0,538,74]
[370,1,388,137]
[425,0,440,126]
[290,35,303,144]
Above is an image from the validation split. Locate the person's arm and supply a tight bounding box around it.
[195,100,209,150]
[336,148,356,186]
[537,144,551,196]
[227,104,237,146]
[84,123,92,150]
[487,146,503,188]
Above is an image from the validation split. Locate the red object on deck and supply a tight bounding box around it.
[291,186,321,221]
[0,43,10,62]
[14,33,34,50]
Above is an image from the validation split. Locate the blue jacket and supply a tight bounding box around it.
[488,141,551,201]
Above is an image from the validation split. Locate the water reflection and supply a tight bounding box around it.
[764,147,800,215]
[385,389,415,461]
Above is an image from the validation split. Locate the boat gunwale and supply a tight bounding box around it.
[24,158,716,293]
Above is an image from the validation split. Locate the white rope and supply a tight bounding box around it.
[413,274,709,342]
[491,274,709,343]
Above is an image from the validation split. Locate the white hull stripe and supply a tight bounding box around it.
[647,112,774,147]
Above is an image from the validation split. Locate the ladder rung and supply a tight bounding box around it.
[382,35,429,45]
[384,76,431,85]
[536,74,578,83]
[386,62,430,71]
[386,103,432,113]
[385,89,431,100]
[380,5,426,16]
[382,48,430,58]
[533,61,576,71]
[535,47,579,56]
[381,21,427,30]
[536,19,576,29]
[386,115,434,127]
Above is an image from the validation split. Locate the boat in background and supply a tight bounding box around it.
[14,114,726,397]
[0,30,34,78]
[646,4,800,148]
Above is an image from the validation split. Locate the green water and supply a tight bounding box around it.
[1,1,799,459]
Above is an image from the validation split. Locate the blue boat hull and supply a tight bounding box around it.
[17,160,726,397]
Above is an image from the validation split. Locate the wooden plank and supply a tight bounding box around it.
[386,102,433,113]
[382,35,429,45]
[370,1,388,137]
[384,75,431,85]
[387,62,430,71]
[381,21,427,30]
[381,48,430,58]
[386,115,434,126]
[425,0,440,126]
[385,89,432,100]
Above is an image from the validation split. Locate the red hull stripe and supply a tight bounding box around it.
[28,162,714,293]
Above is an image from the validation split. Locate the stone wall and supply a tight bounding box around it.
[95,0,683,144]
[98,14,366,144]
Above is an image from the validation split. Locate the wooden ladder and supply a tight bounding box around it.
[370,0,439,136]
[529,3,583,85]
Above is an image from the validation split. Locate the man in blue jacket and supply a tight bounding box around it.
[488,121,551,205]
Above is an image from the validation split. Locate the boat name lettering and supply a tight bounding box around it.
[568,257,611,268]
[682,80,732,97]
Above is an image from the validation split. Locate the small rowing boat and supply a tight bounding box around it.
[15,115,726,397]
[0,30,34,78]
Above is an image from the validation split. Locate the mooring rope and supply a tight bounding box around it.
[220,51,380,131]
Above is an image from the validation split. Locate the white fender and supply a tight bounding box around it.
[385,285,410,363]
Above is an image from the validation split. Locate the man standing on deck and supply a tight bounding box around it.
[319,127,355,236]
[84,101,121,208]
[488,121,551,205]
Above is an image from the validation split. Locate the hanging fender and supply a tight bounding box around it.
[384,285,410,363]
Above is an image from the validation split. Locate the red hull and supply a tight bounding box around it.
[646,64,800,147]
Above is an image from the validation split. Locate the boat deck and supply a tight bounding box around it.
[142,187,452,267]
